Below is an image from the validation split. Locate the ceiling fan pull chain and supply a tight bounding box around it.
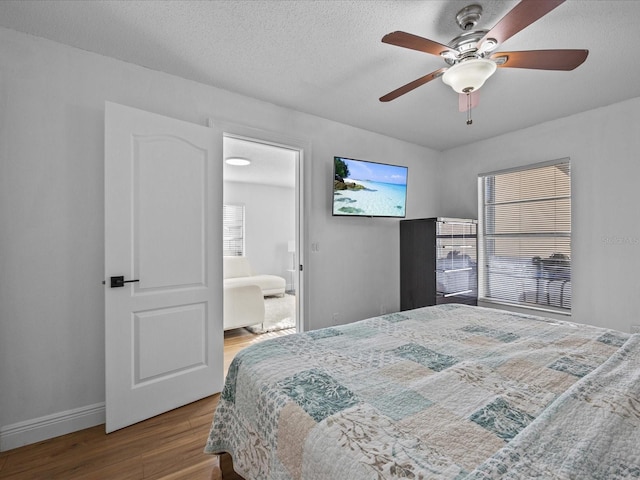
[465,90,473,125]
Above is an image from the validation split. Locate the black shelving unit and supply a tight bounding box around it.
[400,217,477,311]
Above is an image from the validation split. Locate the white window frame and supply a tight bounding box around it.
[223,204,245,257]
[478,158,571,315]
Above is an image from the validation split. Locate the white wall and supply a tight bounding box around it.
[0,27,440,449]
[306,122,442,328]
[223,181,296,286]
[439,97,640,334]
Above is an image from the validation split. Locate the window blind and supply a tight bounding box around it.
[223,204,245,256]
[478,160,571,312]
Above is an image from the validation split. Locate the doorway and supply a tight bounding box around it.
[222,133,302,334]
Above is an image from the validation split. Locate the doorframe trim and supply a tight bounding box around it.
[208,118,310,332]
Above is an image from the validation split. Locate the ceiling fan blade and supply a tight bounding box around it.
[492,49,588,70]
[479,0,565,49]
[379,68,448,102]
[382,31,455,57]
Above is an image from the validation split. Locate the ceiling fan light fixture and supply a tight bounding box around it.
[225,157,251,166]
[442,58,497,93]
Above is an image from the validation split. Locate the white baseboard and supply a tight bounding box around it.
[0,402,105,452]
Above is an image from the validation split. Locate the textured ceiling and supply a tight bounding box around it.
[1,0,640,152]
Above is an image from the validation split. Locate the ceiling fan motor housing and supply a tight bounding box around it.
[445,30,489,65]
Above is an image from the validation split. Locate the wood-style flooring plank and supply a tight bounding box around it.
[0,327,292,479]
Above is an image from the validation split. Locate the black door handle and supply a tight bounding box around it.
[107,276,140,288]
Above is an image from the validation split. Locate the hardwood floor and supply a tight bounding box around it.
[0,327,294,480]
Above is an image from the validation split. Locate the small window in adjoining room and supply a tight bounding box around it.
[478,159,571,313]
[223,204,245,256]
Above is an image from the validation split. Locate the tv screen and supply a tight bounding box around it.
[333,156,408,218]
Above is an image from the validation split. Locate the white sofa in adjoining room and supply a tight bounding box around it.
[223,256,286,297]
[222,256,286,330]
[223,284,265,331]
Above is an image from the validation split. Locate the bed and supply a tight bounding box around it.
[204,304,640,479]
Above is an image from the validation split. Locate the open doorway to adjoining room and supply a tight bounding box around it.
[222,134,301,341]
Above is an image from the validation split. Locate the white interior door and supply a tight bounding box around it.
[104,102,223,433]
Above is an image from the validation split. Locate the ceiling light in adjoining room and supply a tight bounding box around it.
[225,157,251,166]
[442,58,497,94]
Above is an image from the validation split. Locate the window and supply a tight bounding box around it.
[223,204,245,256]
[478,159,571,312]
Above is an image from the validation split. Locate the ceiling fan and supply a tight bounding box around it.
[379,0,588,124]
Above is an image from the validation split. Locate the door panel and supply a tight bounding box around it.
[133,303,207,385]
[105,102,223,433]
[135,135,206,289]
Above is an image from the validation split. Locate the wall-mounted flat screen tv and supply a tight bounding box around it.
[333,156,408,218]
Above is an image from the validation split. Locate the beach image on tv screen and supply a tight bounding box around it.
[333,157,408,217]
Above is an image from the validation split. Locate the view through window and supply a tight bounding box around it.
[479,160,571,312]
[223,204,245,256]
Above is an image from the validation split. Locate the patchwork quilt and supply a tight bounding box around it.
[204,304,640,479]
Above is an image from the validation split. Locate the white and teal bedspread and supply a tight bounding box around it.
[205,304,640,479]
